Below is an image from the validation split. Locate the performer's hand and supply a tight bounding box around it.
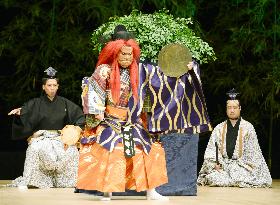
[8,108,21,115]
[27,136,33,144]
[214,164,222,171]
[26,130,44,144]
[64,144,69,151]
[33,130,45,138]
[187,61,193,71]
[100,67,111,79]
[75,126,82,133]
[95,113,104,121]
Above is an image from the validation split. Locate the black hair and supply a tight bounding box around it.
[42,77,59,85]
[226,99,241,107]
[111,25,135,41]
[226,88,241,106]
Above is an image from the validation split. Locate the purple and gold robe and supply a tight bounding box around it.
[138,62,212,134]
[77,64,168,192]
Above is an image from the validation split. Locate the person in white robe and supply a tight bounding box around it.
[197,89,272,188]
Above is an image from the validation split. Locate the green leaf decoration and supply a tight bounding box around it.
[91,9,216,64]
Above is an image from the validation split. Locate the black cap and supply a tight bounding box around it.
[44,67,57,79]
[226,88,239,100]
[111,24,134,40]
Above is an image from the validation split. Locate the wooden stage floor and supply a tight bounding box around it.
[1,180,279,205]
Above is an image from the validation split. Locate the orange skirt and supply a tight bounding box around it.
[77,142,168,192]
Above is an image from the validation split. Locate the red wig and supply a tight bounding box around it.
[96,39,140,103]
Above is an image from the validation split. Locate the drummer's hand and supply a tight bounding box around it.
[64,144,69,151]
[8,108,22,115]
[75,126,82,133]
[26,130,44,144]
[27,136,33,144]
[33,130,45,138]
[214,164,222,172]
[187,61,193,71]
[95,113,104,121]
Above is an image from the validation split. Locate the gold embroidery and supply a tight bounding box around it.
[238,127,243,158]
[173,78,181,130]
[192,92,203,124]
[162,74,173,130]
[148,67,157,131]
[221,122,227,155]
[156,67,166,129]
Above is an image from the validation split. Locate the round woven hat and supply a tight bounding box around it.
[158,43,192,77]
[60,125,82,145]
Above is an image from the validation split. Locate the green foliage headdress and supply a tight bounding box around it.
[91,9,216,64]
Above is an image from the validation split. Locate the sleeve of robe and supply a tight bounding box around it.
[138,60,211,134]
[199,123,225,173]
[11,98,40,140]
[12,96,85,140]
[64,97,85,129]
[238,123,272,185]
[188,61,208,112]
[81,64,109,115]
[236,124,259,171]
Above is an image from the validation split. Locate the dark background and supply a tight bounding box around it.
[0,0,279,179]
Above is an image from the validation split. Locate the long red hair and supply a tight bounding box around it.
[96,39,140,103]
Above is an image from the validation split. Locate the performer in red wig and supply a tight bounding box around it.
[96,38,140,104]
[77,25,169,200]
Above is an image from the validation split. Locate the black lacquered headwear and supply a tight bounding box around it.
[226,88,240,100]
[111,24,135,41]
[43,67,57,79]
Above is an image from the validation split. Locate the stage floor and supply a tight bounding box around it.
[1,180,279,205]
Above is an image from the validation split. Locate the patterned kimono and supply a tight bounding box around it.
[197,118,272,187]
[77,64,168,192]
[138,62,212,195]
[138,62,212,134]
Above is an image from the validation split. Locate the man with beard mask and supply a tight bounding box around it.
[197,88,272,188]
[76,25,169,200]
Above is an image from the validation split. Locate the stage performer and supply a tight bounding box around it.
[77,25,169,200]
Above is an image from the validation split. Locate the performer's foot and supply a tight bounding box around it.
[146,189,169,200]
[101,192,112,201]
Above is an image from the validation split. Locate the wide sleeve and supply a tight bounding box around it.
[188,61,207,108]
[11,99,39,140]
[201,124,225,173]
[64,98,85,129]
[140,61,211,134]
[237,124,267,171]
[236,123,272,186]
[188,60,201,83]
[81,64,110,115]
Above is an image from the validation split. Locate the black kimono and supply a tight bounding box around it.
[9,94,85,188]
[12,94,84,140]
